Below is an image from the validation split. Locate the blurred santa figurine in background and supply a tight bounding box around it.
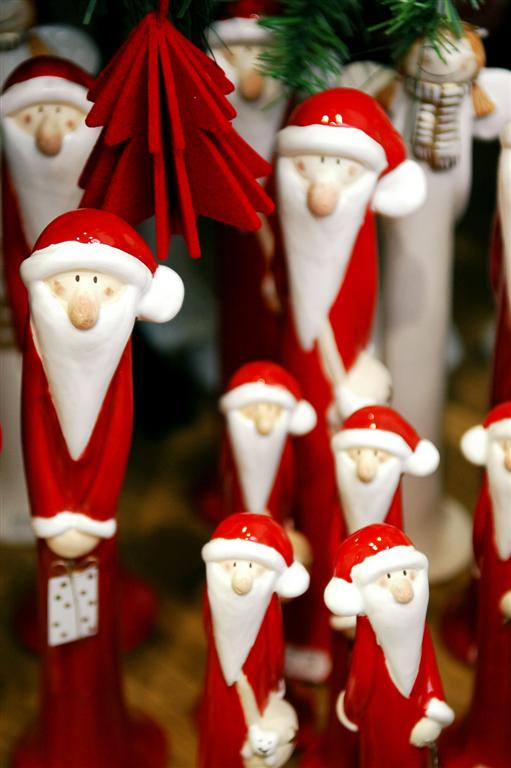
[14,208,184,768]
[200,512,309,768]
[209,0,288,383]
[325,523,454,768]
[0,55,98,544]
[218,360,315,538]
[274,87,426,682]
[442,404,511,767]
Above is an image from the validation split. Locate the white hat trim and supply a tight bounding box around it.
[277,124,387,173]
[1,77,91,117]
[488,418,511,442]
[21,241,153,289]
[202,537,288,573]
[324,576,364,617]
[209,17,273,46]
[220,382,316,436]
[460,424,488,465]
[32,511,117,539]
[331,428,438,476]
[351,545,428,586]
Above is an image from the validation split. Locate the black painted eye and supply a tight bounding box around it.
[93,276,98,284]
[75,275,80,282]
[249,563,252,568]
[38,106,43,113]
[233,562,236,568]
[320,156,325,163]
[387,573,391,579]
[403,570,407,576]
[56,106,61,113]
[336,158,340,165]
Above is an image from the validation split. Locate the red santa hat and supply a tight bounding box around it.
[1,55,93,117]
[461,401,511,466]
[331,405,439,476]
[20,208,184,323]
[219,360,317,435]
[202,512,310,598]
[210,0,280,46]
[324,523,428,616]
[277,88,426,216]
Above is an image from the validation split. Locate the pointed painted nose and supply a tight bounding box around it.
[390,577,414,604]
[35,115,63,156]
[239,70,265,101]
[307,182,339,217]
[68,290,99,330]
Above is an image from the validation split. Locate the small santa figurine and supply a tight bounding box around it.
[325,523,454,768]
[209,0,288,383]
[332,405,440,538]
[200,512,309,768]
[14,208,183,768]
[0,55,100,544]
[441,403,511,767]
[301,406,439,767]
[274,87,426,679]
[218,360,316,527]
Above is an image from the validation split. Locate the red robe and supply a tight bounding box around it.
[14,330,167,767]
[2,164,31,347]
[490,217,511,406]
[441,481,511,767]
[345,617,447,768]
[22,328,132,531]
[281,212,378,668]
[199,594,285,768]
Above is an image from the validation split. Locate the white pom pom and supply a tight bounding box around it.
[460,425,488,466]
[405,439,440,476]
[137,265,184,324]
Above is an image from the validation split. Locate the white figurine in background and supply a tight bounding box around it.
[341,25,511,579]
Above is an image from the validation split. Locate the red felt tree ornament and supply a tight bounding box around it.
[80,0,274,260]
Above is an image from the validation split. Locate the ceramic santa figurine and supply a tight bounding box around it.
[302,406,439,768]
[13,208,183,768]
[378,24,511,579]
[218,360,316,528]
[441,404,511,767]
[199,512,309,768]
[209,0,287,383]
[0,56,99,543]
[274,87,426,682]
[324,523,454,768]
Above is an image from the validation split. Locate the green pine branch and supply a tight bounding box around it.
[373,0,482,62]
[258,0,362,96]
[81,0,215,50]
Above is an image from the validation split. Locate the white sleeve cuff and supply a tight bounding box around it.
[32,512,117,539]
[425,698,455,726]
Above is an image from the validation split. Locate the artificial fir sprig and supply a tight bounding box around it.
[258,0,362,95]
[373,0,481,62]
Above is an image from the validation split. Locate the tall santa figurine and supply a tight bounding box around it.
[302,405,439,767]
[218,360,316,529]
[274,87,426,679]
[209,0,288,382]
[377,23,511,579]
[442,404,511,767]
[14,208,184,768]
[199,512,309,768]
[325,523,454,768]
[0,56,99,543]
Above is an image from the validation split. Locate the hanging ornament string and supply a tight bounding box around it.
[79,0,274,260]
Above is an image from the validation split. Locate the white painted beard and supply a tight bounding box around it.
[361,569,429,698]
[28,281,139,460]
[2,118,99,248]
[276,158,378,351]
[215,53,286,162]
[335,452,403,534]
[206,562,278,685]
[227,409,291,513]
[487,445,511,561]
